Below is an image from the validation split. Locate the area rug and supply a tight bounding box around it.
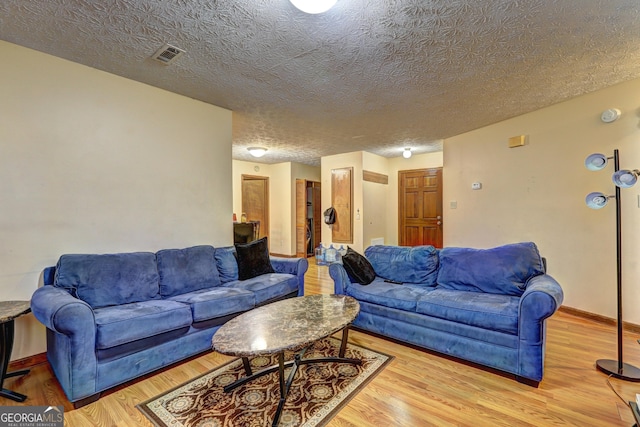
[138,336,392,427]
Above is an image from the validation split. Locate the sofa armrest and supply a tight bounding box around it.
[519,274,564,322]
[516,273,563,381]
[31,285,98,401]
[31,286,96,335]
[270,256,309,296]
[329,263,351,295]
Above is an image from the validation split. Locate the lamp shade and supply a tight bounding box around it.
[585,192,611,209]
[612,169,639,188]
[247,147,267,158]
[585,153,608,171]
[289,0,337,14]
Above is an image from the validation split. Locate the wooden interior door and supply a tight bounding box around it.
[296,180,306,257]
[331,167,353,243]
[241,175,269,242]
[311,184,321,253]
[399,168,443,247]
[296,180,322,257]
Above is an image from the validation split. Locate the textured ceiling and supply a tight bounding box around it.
[1,0,639,166]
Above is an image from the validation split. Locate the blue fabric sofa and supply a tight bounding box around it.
[30,245,308,407]
[329,243,563,386]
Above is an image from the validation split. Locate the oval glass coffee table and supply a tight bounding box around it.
[212,294,361,427]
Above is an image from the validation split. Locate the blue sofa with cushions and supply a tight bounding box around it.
[329,242,563,386]
[30,244,307,407]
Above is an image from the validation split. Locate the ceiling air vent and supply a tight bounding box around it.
[151,44,186,65]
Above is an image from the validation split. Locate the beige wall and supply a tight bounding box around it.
[1,41,233,359]
[363,152,389,248]
[443,78,640,322]
[232,160,320,256]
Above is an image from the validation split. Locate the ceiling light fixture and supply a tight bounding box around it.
[402,148,412,159]
[289,0,337,14]
[247,147,267,158]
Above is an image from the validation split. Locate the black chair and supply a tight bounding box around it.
[233,221,259,244]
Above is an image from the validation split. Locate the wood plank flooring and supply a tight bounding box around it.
[5,260,640,426]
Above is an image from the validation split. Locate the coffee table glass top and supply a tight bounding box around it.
[212,294,359,357]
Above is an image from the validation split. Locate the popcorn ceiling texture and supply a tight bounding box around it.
[1,0,639,165]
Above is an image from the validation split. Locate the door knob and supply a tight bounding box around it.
[437,216,442,220]
[437,221,442,225]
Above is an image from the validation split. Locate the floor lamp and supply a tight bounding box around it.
[585,149,640,381]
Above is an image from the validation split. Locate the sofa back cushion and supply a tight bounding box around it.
[215,246,238,283]
[156,245,221,297]
[364,245,439,286]
[54,252,160,309]
[436,242,545,296]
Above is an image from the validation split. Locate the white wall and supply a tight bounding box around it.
[0,41,233,359]
[443,78,640,323]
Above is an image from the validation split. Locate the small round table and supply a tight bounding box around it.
[0,301,31,402]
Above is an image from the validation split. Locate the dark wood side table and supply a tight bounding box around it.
[0,301,31,402]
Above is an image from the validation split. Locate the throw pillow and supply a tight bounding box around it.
[436,242,545,296]
[342,247,376,285]
[234,237,275,280]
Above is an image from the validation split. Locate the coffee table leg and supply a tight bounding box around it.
[242,357,253,376]
[0,320,28,402]
[273,351,303,427]
[339,326,350,358]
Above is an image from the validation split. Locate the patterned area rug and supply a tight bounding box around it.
[138,336,392,427]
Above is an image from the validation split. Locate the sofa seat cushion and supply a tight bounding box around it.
[54,252,160,309]
[94,300,192,349]
[415,288,520,335]
[345,278,435,311]
[224,273,298,304]
[364,245,439,286]
[167,287,255,322]
[156,245,221,298]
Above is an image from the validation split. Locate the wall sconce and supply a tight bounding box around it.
[247,147,267,158]
[289,0,337,14]
[402,148,412,159]
[585,148,640,381]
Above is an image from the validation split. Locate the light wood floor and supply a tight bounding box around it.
[5,261,640,426]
